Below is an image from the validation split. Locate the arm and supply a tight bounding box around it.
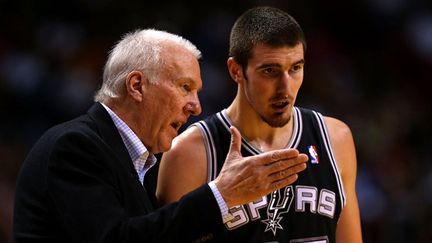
[156,126,208,204]
[324,117,363,243]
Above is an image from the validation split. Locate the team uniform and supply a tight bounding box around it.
[192,107,346,243]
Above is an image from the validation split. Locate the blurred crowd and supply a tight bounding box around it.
[1,0,431,242]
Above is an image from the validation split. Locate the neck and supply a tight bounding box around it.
[226,96,294,152]
[103,98,142,136]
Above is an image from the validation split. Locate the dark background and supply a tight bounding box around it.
[1,0,431,242]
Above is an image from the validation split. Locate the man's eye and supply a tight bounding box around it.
[291,65,303,72]
[263,68,277,75]
[183,84,191,91]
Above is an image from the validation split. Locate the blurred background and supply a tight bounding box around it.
[1,0,431,242]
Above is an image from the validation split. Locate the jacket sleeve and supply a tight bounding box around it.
[47,130,227,243]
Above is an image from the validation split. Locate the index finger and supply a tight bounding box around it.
[257,148,300,165]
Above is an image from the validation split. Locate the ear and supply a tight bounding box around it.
[125,71,148,102]
[227,57,244,84]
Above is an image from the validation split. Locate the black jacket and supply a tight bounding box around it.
[13,103,226,243]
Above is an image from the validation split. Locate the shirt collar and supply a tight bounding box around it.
[100,103,156,172]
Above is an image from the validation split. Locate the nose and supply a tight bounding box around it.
[184,95,202,116]
[279,71,293,94]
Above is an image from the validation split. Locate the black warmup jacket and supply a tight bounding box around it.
[13,102,226,243]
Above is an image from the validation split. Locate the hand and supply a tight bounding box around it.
[213,126,308,208]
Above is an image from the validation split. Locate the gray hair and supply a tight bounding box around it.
[94,29,201,102]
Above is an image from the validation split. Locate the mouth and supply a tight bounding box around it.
[170,121,183,132]
[271,100,290,111]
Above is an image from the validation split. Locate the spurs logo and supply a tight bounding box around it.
[224,185,336,233]
[261,186,294,235]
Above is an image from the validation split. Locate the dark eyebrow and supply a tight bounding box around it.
[257,59,305,70]
[293,59,305,65]
[257,63,282,69]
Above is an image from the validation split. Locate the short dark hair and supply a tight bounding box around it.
[229,6,306,69]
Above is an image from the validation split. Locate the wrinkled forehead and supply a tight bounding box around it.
[159,44,201,82]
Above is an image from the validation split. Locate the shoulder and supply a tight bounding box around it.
[323,116,356,177]
[160,124,208,176]
[167,125,205,157]
[30,115,97,152]
[21,116,111,182]
[160,124,207,175]
[24,115,108,172]
[323,116,353,144]
[296,107,354,148]
[45,119,104,160]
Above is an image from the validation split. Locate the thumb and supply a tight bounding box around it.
[227,126,242,160]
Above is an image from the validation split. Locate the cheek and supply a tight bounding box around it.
[244,82,261,99]
[253,84,273,100]
[294,73,304,87]
[161,104,179,121]
[247,79,267,94]
[158,99,183,131]
[293,79,303,93]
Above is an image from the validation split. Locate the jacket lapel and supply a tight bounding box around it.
[86,103,154,212]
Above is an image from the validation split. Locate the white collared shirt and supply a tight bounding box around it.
[101,103,156,185]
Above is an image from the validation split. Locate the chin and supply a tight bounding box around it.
[158,140,173,153]
[269,120,290,128]
[266,115,291,127]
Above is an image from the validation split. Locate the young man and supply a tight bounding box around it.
[13,28,308,242]
[157,7,363,243]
